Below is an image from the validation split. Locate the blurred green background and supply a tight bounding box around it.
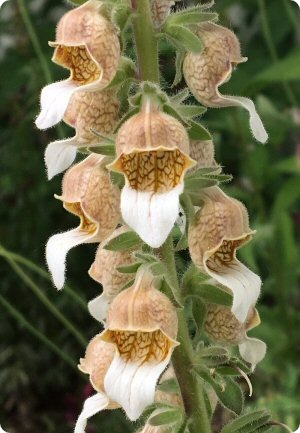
[0,0,299,432]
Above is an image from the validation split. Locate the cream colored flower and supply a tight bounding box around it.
[150,0,175,28]
[189,139,220,174]
[88,226,137,322]
[188,187,261,322]
[109,99,195,248]
[46,154,121,289]
[183,22,268,143]
[45,89,119,179]
[101,269,179,420]
[75,336,118,433]
[205,303,266,366]
[35,0,120,130]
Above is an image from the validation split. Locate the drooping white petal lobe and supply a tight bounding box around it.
[74,393,109,433]
[45,139,77,180]
[0,0,9,8]
[104,353,171,421]
[121,183,184,248]
[35,81,78,130]
[46,228,97,290]
[205,260,261,323]
[291,0,300,8]
[221,95,268,144]
[239,337,267,367]
[88,293,110,322]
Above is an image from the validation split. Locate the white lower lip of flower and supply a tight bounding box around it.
[219,95,268,144]
[46,227,100,290]
[104,352,172,421]
[121,183,184,248]
[35,81,79,130]
[205,257,261,323]
[239,337,267,368]
[45,138,78,180]
[74,393,110,433]
[88,292,110,322]
[0,0,9,8]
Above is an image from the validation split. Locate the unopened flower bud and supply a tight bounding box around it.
[189,139,220,174]
[45,89,119,179]
[188,187,261,322]
[101,268,179,421]
[46,154,121,290]
[183,23,268,143]
[205,303,266,366]
[109,99,195,247]
[36,0,120,130]
[75,335,118,433]
[88,226,138,322]
[151,0,175,28]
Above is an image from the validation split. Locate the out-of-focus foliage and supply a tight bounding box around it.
[0,0,299,432]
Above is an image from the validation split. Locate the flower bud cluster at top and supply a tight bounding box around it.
[34,1,268,432]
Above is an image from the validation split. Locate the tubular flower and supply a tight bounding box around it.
[150,0,175,28]
[45,89,119,179]
[35,0,120,130]
[189,139,220,173]
[205,303,267,366]
[183,22,268,143]
[0,0,9,9]
[75,335,119,433]
[46,154,121,289]
[88,226,137,322]
[188,187,261,322]
[101,269,179,421]
[109,99,195,248]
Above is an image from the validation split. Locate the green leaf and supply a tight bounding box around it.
[111,4,132,32]
[249,49,300,86]
[157,378,180,394]
[134,252,160,264]
[197,284,233,306]
[92,143,116,156]
[221,410,271,433]
[106,57,136,89]
[169,10,218,26]
[182,264,209,291]
[188,120,211,140]
[116,262,141,274]
[170,88,190,105]
[172,49,186,87]
[194,368,244,415]
[164,25,203,53]
[149,409,182,427]
[104,231,142,251]
[188,295,207,337]
[176,105,207,118]
[184,177,218,191]
[195,345,230,367]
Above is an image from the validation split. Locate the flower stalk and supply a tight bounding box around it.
[159,235,212,433]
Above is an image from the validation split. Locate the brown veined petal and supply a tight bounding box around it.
[46,154,121,289]
[188,139,220,174]
[183,23,267,143]
[188,187,261,322]
[75,336,119,433]
[45,89,119,180]
[101,269,179,420]
[150,0,175,28]
[35,0,120,130]
[88,226,138,322]
[109,101,195,247]
[205,303,266,367]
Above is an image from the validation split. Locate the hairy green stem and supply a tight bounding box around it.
[0,294,78,372]
[258,0,297,107]
[159,236,212,433]
[1,252,87,347]
[0,246,87,310]
[131,0,160,83]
